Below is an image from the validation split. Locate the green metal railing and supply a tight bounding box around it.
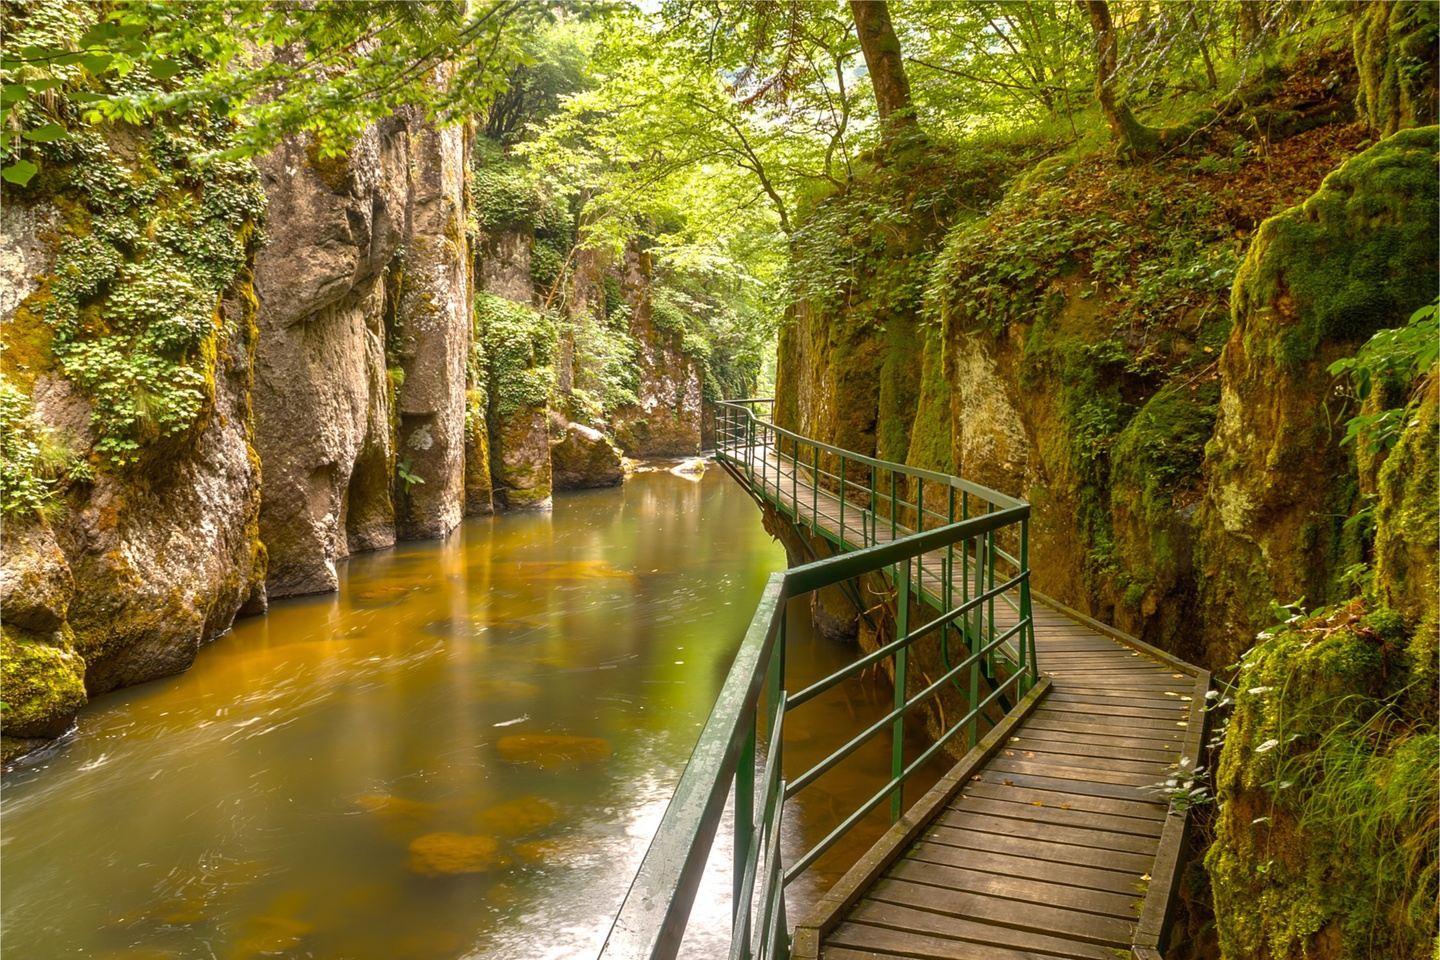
[600,400,1038,960]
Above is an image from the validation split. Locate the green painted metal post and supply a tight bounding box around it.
[838,455,846,545]
[734,717,755,922]
[1020,518,1036,689]
[881,472,892,541]
[890,558,911,823]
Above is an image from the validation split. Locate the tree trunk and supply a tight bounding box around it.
[1078,0,1160,158]
[849,0,917,135]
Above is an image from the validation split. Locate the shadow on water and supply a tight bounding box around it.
[1,470,944,959]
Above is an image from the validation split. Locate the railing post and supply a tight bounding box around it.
[890,559,910,823]
[889,470,897,540]
[734,715,755,925]
[1020,517,1036,690]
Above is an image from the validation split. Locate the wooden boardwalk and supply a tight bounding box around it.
[723,441,1210,959]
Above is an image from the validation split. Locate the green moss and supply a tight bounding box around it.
[474,292,556,418]
[304,135,353,192]
[903,330,953,475]
[1372,372,1438,707]
[1354,0,1439,137]
[0,625,87,737]
[1207,603,1438,959]
[1233,126,1439,372]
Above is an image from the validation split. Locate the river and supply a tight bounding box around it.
[1,469,939,959]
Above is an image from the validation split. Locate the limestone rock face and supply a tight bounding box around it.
[395,121,472,540]
[0,523,84,741]
[253,112,474,596]
[65,286,267,695]
[1196,127,1438,665]
[492,407,553,508]
[251,122,406,597]
[550,419,624,490]
[610,247,703,457]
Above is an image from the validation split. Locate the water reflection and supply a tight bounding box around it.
[2,470,941,959]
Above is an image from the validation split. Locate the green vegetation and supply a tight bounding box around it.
[474,293,555,419]
[1208,602,1437,960]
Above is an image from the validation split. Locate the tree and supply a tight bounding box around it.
[849,0,916,135]
[1,0,543,185]
[1078,0,1163,158]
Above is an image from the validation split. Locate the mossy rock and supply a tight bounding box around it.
[1233,125,1439,372]
[1206,605,1438,959]
[1372,369,1438,706]
[0,626,86,738]
[1354,0,1439,137]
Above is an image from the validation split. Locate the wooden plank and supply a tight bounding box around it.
[832,907,1117,960]
[1030,699,1187,721]
[918,825,1156,873]
[906,840,1147,895]
[954,780,1167,822]
[1010,723,1184,753]
[867,877,1135,945]
[1045,688,1196,706]
[996,740,1179,770]
[966,769,1157,803]
[1031,711,1186,742]
[983,757,1164,789]
[928,813,1158,856]
[885,859,1141,919]
[938,793,1164,837]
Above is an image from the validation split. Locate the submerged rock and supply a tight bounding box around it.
[550,421,624,490]
[669,457,708,480]
[473,795,559,837]
[495,734,612,769]
[406,832,506,876]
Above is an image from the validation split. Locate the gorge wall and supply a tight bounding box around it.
[1,117,706,762]
[771,29,1437,960]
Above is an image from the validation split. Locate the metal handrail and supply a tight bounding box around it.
[600,400,1038,960]
[715,400,1026,509]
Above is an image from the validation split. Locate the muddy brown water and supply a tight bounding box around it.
[1,470,943,959]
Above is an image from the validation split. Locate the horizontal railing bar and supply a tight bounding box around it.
[907,572,1026,644]
[785,570,1022,711]
[717,401,1023,509]
[784,622,1024,799]
[782,507,1027,597]
[600,575,787,960]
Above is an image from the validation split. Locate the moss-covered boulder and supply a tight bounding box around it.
[1198,126,1439,667]
[550,419,623,490]
[407,832,507,876]
[1206,604,1437,960]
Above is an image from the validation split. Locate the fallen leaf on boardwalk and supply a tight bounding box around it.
[1060,803,1072,810]
[1141,873,1152,881]
[1003,779,1015,786]
[1031,801,1045,807]
[1024,751,1035,758]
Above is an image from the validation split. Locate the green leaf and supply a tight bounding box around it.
[22,123,68,143]
[1,84,29,106]
[149,59,183,80]
[1,159,39,186]
[81,52,114,74]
